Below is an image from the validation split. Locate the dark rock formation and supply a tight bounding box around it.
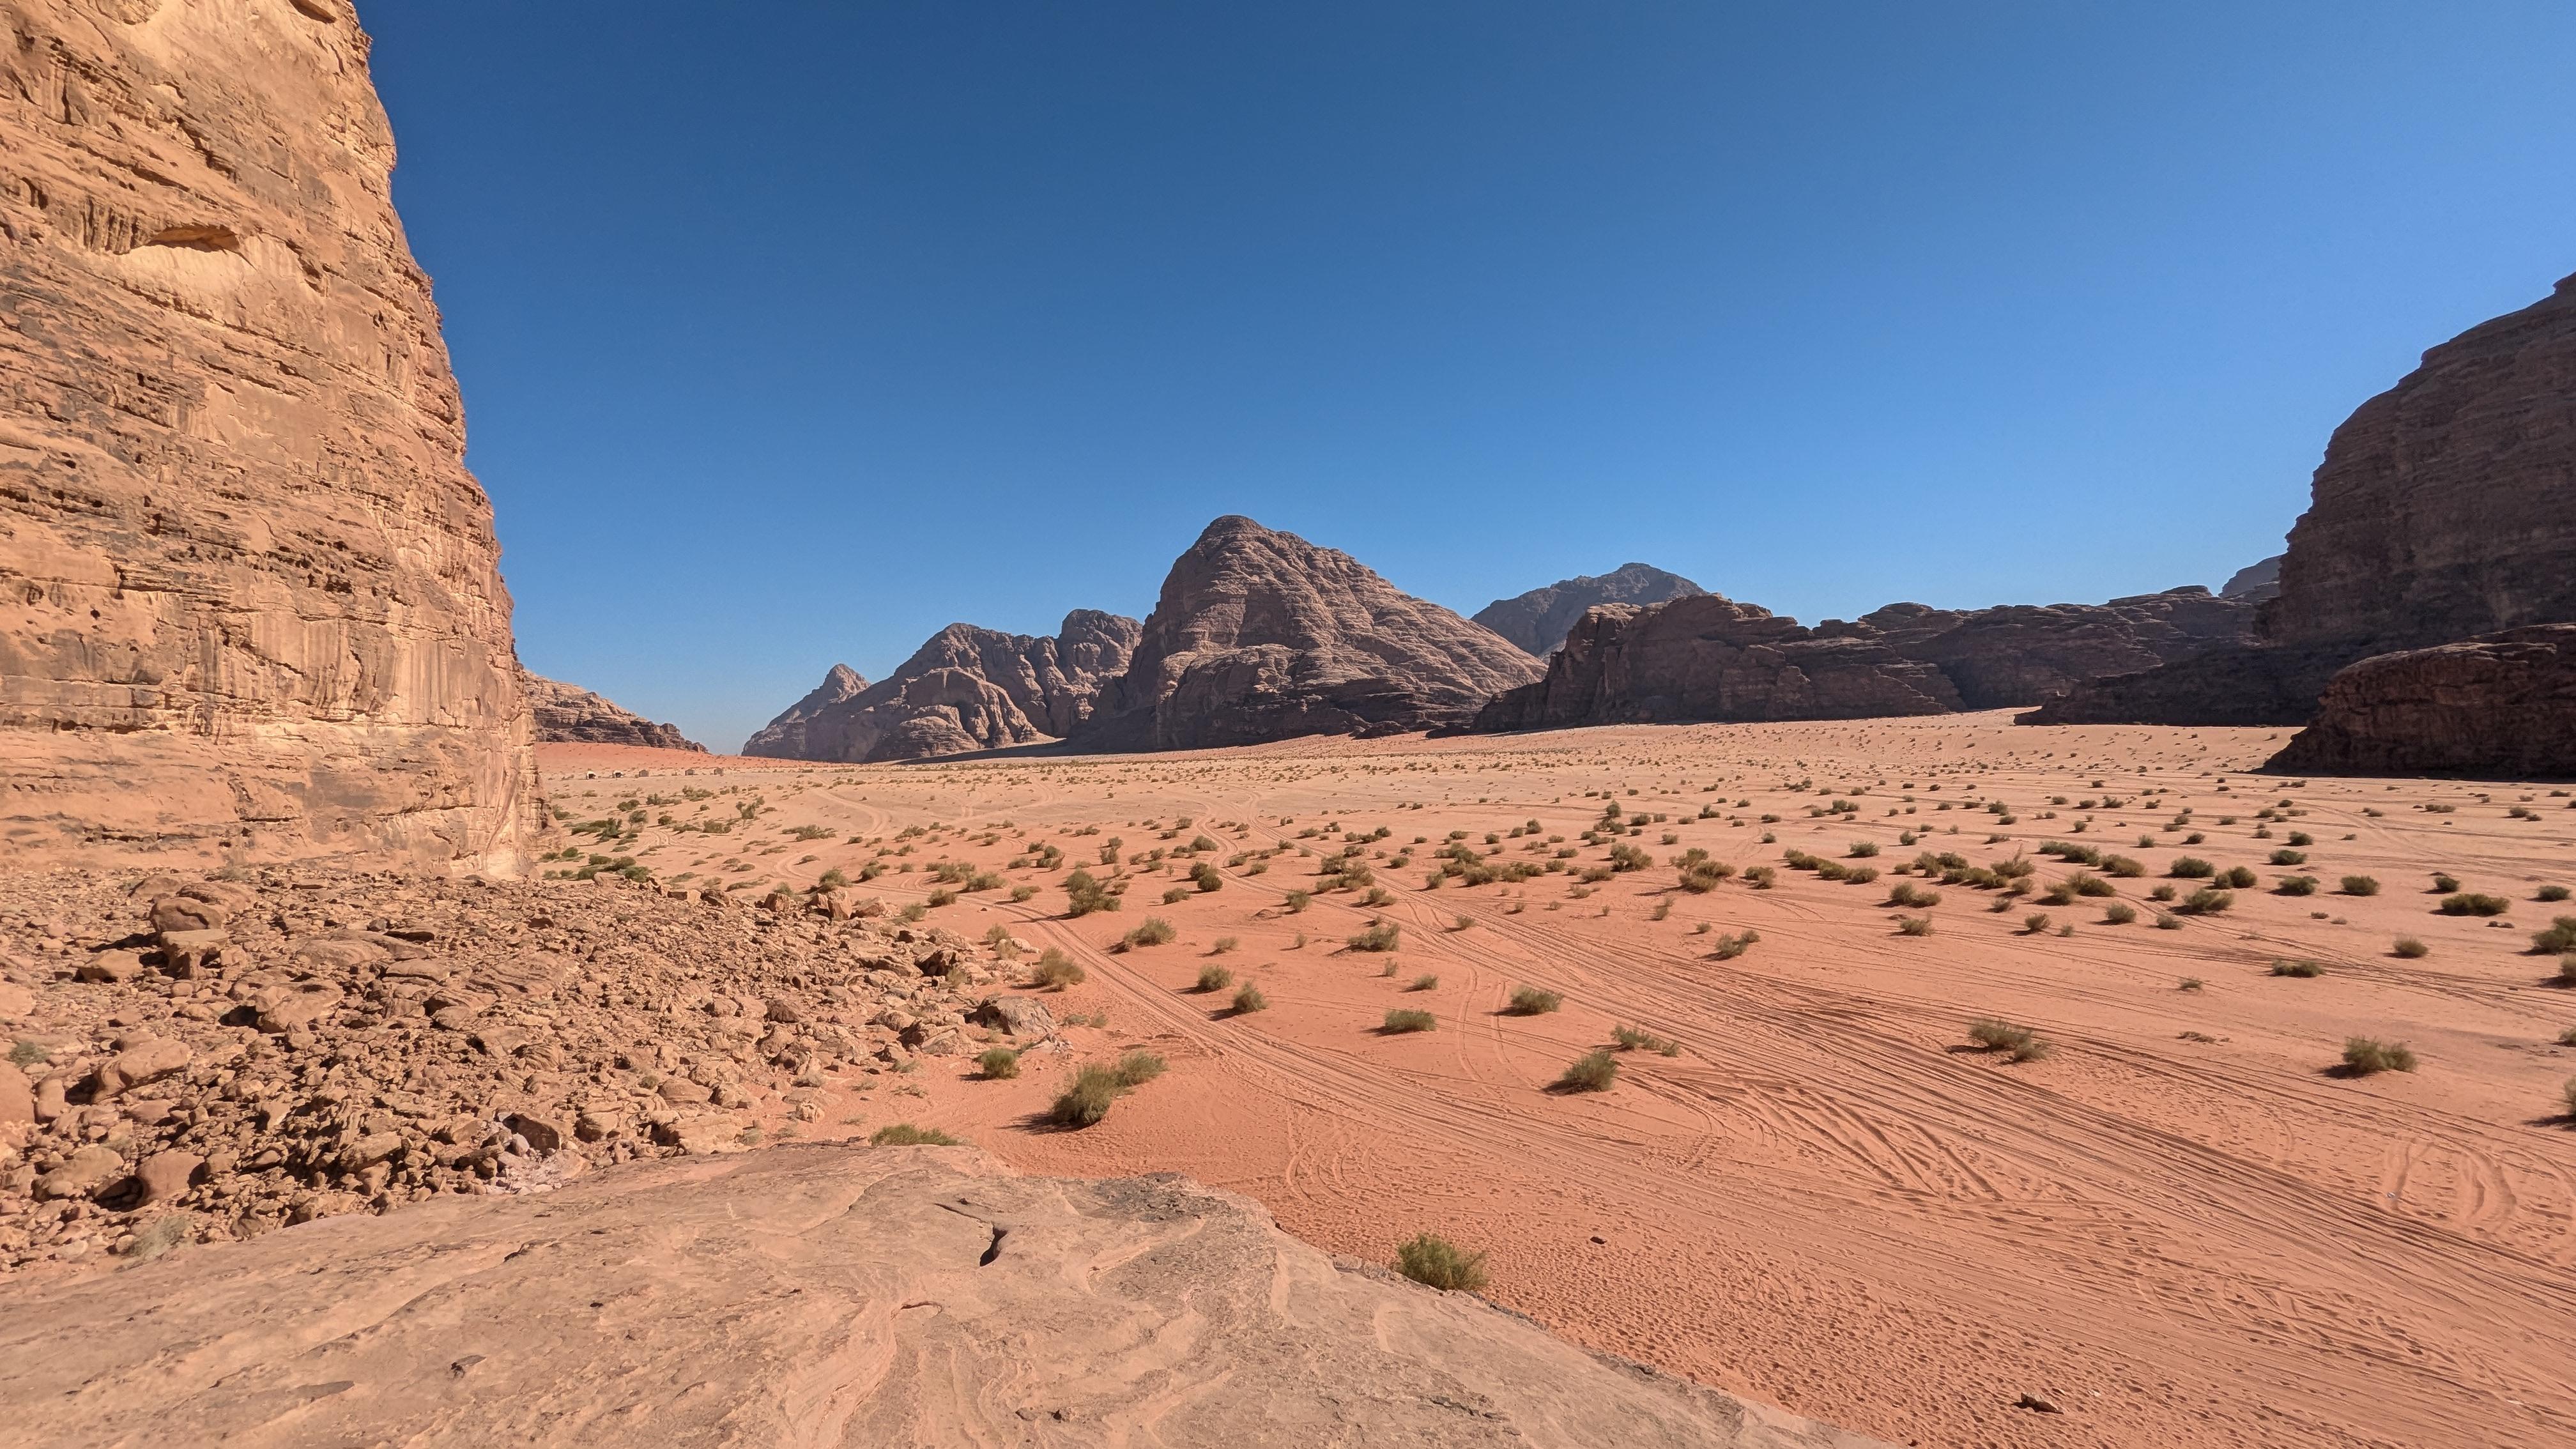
[2030,273,2576,726]
[744,613,1139,762]
[2222,554,2284,602]
[1078,518,1544,751]
[526,674,705,752]
[2266,625,2576,778]
[1472,588,2255,732]
[1473,563,1706,656]
[0,0,539,870]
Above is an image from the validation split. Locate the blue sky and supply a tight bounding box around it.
[365,1,2576,751]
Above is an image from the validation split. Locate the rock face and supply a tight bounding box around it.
[2030,273,2576,726]
[2266,625,2576,777]
[2222,554,2285,602]
[1473,588,2255,732]
[1473,562,1705,656]
[0,1146,1878,1449]
[744,612,1140,762]
[525,673,704,752]
[0,0,537,871]
[1079,517,1545,751]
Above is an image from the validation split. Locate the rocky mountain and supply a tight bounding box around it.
[0,0,538,871]
[744,612,1140,762]
[1473,588,2255,732]
[2221,553,2285,602]
[2030,272,2576,726]
[2267,625,2576,777]
[525,674,705,753]
[1473,562,1706,656]
[1077,517,1545,751]
[0,1142,1875,1449]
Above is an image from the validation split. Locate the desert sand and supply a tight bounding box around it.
[534,714,2576,1448]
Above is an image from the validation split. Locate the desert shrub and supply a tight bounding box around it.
[1231,983,1269,1014]
[1382,1008,1438,1033]
[1848,841,1880,859]
[2271,958,2323,977]
[1395,1233,1489,1292]
[2153,912,2184,930]
[2563,1077,2576,1118]
[1347,919,1401,952]
[2041,882,2078,907]
[1506,986,1564,1015]
[1887,882,1940,908]
[2392,936,2429,958]
[1896,915,1934,936]
[1676,857,1736,893]
[1555,1048,1619,1092]
[871,1123,963,1146]
[2531,916,2576,954]
[1744,866,1777,889]
[1408,973,1439,992]
[2104,902,2138,925]
[2170,857,2215,878]
[1190,861,1223,893]
[977,1048,1021,1080]
[1063,869,1120,917]
[1048,1065,1124,1127]
[1160,886,1190,905]
[1843,866,1880,885]
[1123,917,1177,949]
[2178,887,2234,916]
[2430,873,2461,893]
[1610,1025,1680,1055]
[2560,955,2576,986]
[1196,964,1234,993]
[1966,1018,2050,1061]
[1031,947,1087,990]
[2103,855,2146,878]
[2341,1038,2418,1075]
[2023,912,2052,934]
[2269,848,2308,866]
[2148,884,2177,902]
[2538,885,2572,902]
[2275,875,2319,896]
[1709,929,1759,960]
[926,888,958,908]
[2179,977,2204,992]
[2068,871,2115,898]
[1113,1050,1166,1086]
[2341,875,2380,896]
[2220,866,2258,889]
[1607,842,1653,872]
[2439,893,2512,917]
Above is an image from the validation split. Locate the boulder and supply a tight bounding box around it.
[134,1151,202,1207]
[36,1146,123,1201]
[94,1038,190,1096]
[2266,625,2576,777]
[969,996,1057,1039]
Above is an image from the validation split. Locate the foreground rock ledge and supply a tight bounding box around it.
[0,1146,1877,1449]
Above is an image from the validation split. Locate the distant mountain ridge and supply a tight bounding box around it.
[526,674,706,752]
[1472,563,1706,655]
[742,613,1139,762]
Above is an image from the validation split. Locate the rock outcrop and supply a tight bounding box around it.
[2029,273,2576,726]
[1078,517,1544,750]
[0,1144,1878,1449]
[526,674,704,752]
[744,612,1140,762]
[2266,625,2576,778]
[0,0,537,871]
[1473,562,1705,656]
[1472,588,2255,732]
[2222,554,2284,602]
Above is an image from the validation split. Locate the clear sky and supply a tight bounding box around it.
[364,1,2576,751]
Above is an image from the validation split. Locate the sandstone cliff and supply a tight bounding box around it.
[2221,553,2284,602]
[0,0,537,870]
[525,673,704,753]
[1473,562,1705,656]
[1472,588,2253,732]
[744,611,1140,762]
[2029,273,2576,726]
[1078,516,1544,751]
[2266,625,2576,778]
[0,1144,1879,1449]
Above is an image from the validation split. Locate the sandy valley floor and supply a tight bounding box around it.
[539,714,2576,1449]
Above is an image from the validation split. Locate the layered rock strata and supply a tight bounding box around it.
[2030,273,2576,726]
[526,673,704,752]
[1079,516,1544,751]
[744,611,1139,762]
[1473,562,1705,656]
[2266,625,2576,777]
[0,0,537,870]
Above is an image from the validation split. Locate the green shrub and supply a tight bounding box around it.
[1231,983,1268,1014]
[2149,884,2177,901]
[1049,1065,1124,1126]
[2441,893,2512,917]
[2023,912,2052,935]
[1506,986,1564,1015]
[1121,917,1177,950]
[977,1048,1021,1080]
[1744,866,1777,889]
[1555,1049,1619,1092]
[1382,1008,1438,1034]
[2275,875,2319,896]
[2538,885,2572,903]
[2341,875,2380,896]
[1030,948,1087,990]
[2221,866,2258,889]
[1196,963,1235,992]
[2341,1038,2417,1075]
[2067,871,2116,898]
[1848,841,1880,858]
[1063,869,1120,917]
[2170,857,2215,878]
[1610,1024,1680,1055]
[2269,848,2307,866]
[1895,915,1933,936]
[2271,958,2322,977]
[871,1123,963,1146]
[2392,936,2429,958]
[2431,873,2461,893]
[1709,929,1759,960]
[1408,973,1439,992]
[2103,902,2137,925]
[1966,1018,2051,1062]
[1394,1233,1489,1292]
[1113,1050,1166,1086]
[2178,887,2234,916]
[2532,916,2576,954]
[1347,919,1401,952]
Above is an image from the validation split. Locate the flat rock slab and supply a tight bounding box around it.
[0,1146,1880,1449]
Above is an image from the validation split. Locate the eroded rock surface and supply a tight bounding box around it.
[0,0,537,870]
[744,611,1140,761]
[1080,516,1544,749]
[2031,272,2576,726]
[0,1144,1879,1449]
[2266,625,2576,777]
[1473,562,1705,656]
[526,673,704,752]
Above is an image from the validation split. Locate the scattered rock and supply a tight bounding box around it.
[134,1151,202,1206]
[970,996,1057,1039]
[36,1146,123,1201]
